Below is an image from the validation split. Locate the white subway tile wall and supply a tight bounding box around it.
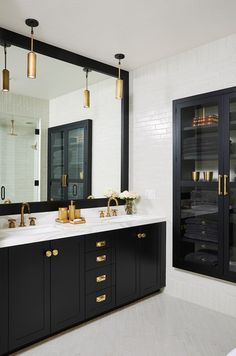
[130,33,236,317]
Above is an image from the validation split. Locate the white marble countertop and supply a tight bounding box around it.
[0,213,166,248]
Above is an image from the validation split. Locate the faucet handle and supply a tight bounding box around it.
[111,209,118,217]
[29,217,36,226]
[99,210,105,218]
[8,218,16,228]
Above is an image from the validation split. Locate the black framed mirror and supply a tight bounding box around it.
[0,27,129,215]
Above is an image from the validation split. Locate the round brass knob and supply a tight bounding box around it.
[45,250,52,258]
[52,249,59,256]
[137,233,142,239]
[141,233,146,238]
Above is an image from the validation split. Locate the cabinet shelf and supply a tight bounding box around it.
[181,181,218,188]
[182,237,218,245]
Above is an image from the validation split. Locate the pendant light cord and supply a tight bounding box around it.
[118,60,121,79]
[30,27,34,52]
[4,45,7,70]
[86,70,88,90]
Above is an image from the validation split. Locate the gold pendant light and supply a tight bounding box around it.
[83,68,91,108]
[25,18,39,79]
[2,43,11,92]
[115,53,125,99]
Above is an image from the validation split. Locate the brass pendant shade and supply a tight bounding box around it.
[83,68,91,108]
[114,53,125,100]
[2,44,10,92]
[27,51,37,79]
[25,18,39,79]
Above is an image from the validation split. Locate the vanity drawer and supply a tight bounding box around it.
[85,233,113,252]
[86,265,112,294]
[86,287,115,319]
[86,249,113,271]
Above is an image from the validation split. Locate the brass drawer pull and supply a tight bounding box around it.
[138,233,146,239]
[137,233,142,239]
[52,249,59,256]
[218,175,222,195]
[224,174,228,196]
[96,240,106,248]
[96,294,106,303]
[96,255,107,262]
[96,274,106,283]
[141,233,146,238]
[45,250,52,258]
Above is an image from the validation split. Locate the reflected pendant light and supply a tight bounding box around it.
[25,18,39,79]
[83,68,91,108]
[115,53,125,99]
[2,43,11,92]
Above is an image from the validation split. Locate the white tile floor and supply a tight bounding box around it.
[13,293,236,356]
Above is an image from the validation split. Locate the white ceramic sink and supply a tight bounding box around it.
[0,225,61,238]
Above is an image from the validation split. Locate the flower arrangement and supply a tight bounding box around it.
[119,190,140,215]
[103,189,119,198]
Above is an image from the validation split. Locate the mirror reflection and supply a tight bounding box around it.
[0,45,121,204]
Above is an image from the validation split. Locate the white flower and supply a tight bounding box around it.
[104,189,119,198]
[119,190,140,200]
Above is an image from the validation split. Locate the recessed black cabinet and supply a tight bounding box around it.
[116,223,166,306]
[173,86,236,283]
[9,242,51,351]
[1,222,166,355]
[50,237,85,332]
[0,248,8,356]
[48,120,92,201]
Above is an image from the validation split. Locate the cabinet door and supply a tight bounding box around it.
[223,93,236,281]
[0,248,8,356]
[173,96,225,278]
[139,224,164,298]
[116,228,139,306]
[9,242,50,351]
[50,237,85,333]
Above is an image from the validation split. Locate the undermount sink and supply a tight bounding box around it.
[86,215,140,224]
[0,225,61,238]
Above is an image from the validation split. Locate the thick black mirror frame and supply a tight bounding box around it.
[0,27,129,215]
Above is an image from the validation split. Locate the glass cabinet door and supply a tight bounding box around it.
[67,127,86,199]
[175,97,224,275]
[224,94,236,278]
[48,131,66,201]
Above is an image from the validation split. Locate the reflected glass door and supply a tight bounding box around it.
[48,131,66,201]
[177,97,224,274]
[67,127,85,199]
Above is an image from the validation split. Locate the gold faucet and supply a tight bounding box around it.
[19,202,30,227]
[107,197,118,217]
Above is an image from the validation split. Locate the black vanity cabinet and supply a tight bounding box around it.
[116,223,166,306]
[48,120,92,201]
[173,86,236,283]
[1,222,166,355]
[0,248,8,356]
[8,237,84,352]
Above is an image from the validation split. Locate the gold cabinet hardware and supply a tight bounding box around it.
[96,294,106,303]
[96,240,106,248]
[218,175,222,195]
[138,233,146,239]
[45,250,52,258]
[96,255,106,262]
[52,249,59,256]
[61,174,68,187]
[137,233,142,239]
[141,233,146,238]
[224,175,228,196]
[96,274,106,283]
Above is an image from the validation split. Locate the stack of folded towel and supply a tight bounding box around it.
[183,215,218,243]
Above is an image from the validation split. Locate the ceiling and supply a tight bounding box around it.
[0,45,109,100]
[1,0,236,70]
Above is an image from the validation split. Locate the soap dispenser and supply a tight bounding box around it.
[68,200,75,221]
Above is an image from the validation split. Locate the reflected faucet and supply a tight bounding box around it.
[19,202,30,227]
[107,197,118,217]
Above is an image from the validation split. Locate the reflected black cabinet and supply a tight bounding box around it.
[116,223,166,307]
[8,237,84,352]
[173,86,236,283]
[48,120,92,201]
[0,248,8,356]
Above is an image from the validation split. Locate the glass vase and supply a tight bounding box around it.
[125,199,134,215]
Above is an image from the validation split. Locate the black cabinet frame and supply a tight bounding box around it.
[173,85,236,283]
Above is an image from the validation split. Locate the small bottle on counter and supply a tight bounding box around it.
[68,200,75,221]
